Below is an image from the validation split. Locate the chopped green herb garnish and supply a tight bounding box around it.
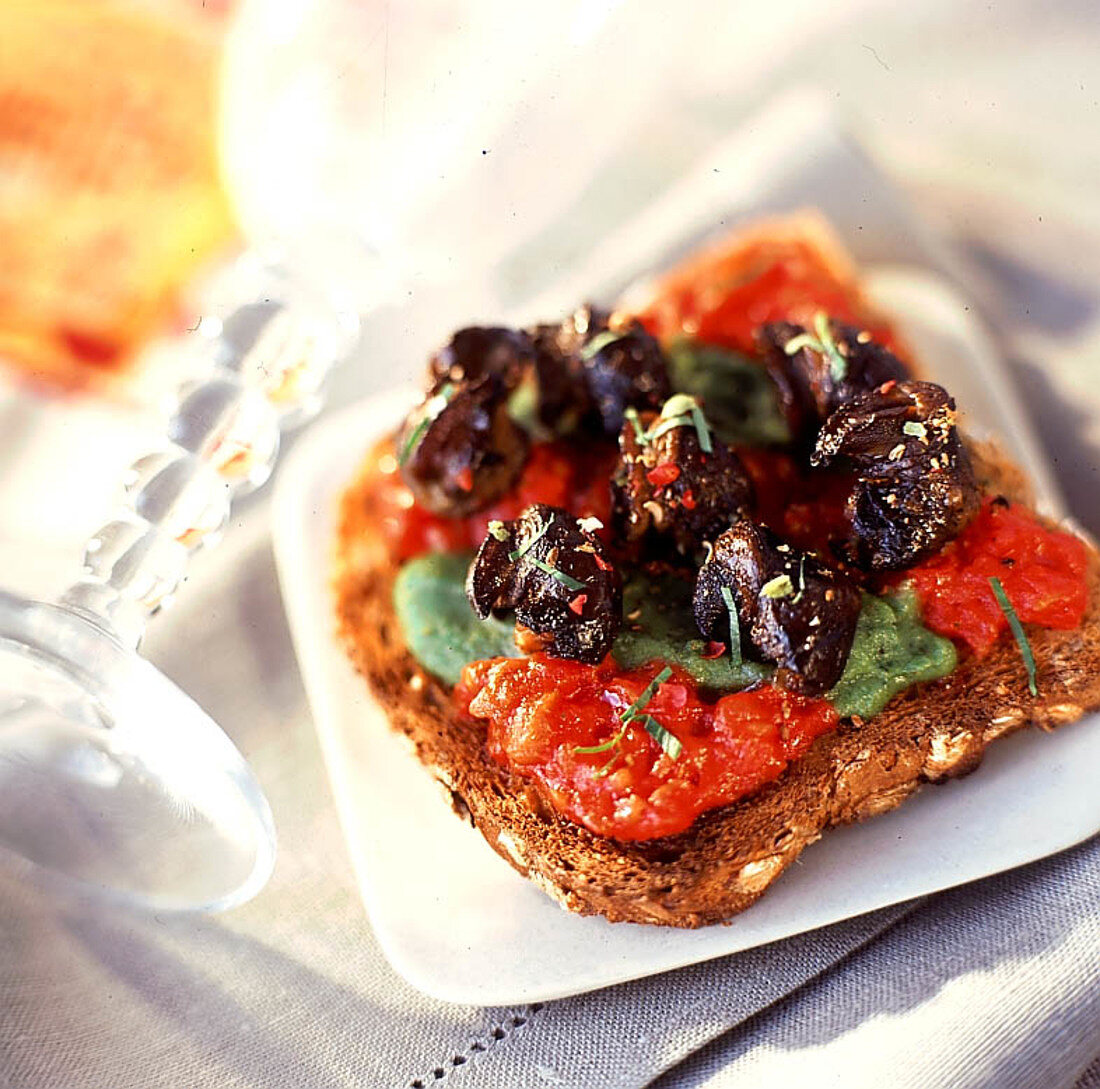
[398,418,432,466]
[781,312,846,382]
[639,714,683,760]
[621,667,682,762]
[509,517,553,560]
[649,394,713,453]
[660,393,699,418]
[573,725,628,755]
[580,329,627,361]
[621,665,673,723]
[791,554,808,604]
[903,420,927,439]
[989,577,1039,696]
[398,383,458,465]
[573,664,680,765]
[487,520,509,542]
[624,406,648,445]
[783,332,821,356]
[688,402,713,453]
[720,585,742,667]
[665,339,790,447]
[527,556,585,591]
[814,311,847,382]
[761,573,795,599]
[645,414,692,442]
[506,515,586,589]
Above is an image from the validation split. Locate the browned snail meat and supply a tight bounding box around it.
[528,305,603,430]
[398,375,529,517]
[530,305,672,436]
[466,503,622,664]
[428,326,535,391]
[811,379,980,570]
[580,319,672,436]
[611,394,754,560]
[758,315,908,444]
[693,521,861,696]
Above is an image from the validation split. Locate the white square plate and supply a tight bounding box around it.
[272,93,1099,1005]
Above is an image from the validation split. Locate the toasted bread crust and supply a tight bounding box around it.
[333,437,1100,927]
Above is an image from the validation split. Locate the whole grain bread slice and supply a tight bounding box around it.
[333,439,1100,928]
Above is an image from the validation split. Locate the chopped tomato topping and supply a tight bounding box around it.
[646,463,681,489]
[470,441,615,545]
[737,446,854,555]
[636,233,901,357]
[568,593,588,615]
[356,444,470,561]
[680,488,697,510]
[700,641,727,659]
[905,498,1090,656]
[455,657,838,841]
[359,438,615,562]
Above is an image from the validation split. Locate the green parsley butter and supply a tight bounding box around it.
[828,590,957,720]
[392,552,518,685]
[392,556,771,691]
[393,555,956,717]
[613,574,772,690]
[665,338,790,446]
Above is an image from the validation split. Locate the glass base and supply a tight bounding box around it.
[0,589,275,911]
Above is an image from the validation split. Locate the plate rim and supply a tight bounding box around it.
[272,329,1100,1003]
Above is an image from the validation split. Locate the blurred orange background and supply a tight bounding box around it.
[0,0,238,391]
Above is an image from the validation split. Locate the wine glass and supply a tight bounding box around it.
[0,0,611,911]
[0,255,358,911]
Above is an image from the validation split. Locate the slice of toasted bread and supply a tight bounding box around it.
[333,438,1100,927]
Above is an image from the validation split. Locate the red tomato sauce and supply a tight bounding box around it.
[360,438,615,563]
[455,657,838,841]
[737,446,855,556]
[905,498,1090,657]
[636,234,901,357]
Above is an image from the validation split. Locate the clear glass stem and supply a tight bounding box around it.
[59,252,359,647]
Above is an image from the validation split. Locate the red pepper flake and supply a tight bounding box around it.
[455,466,474,492]
[681,489,697,510]
[700,640,727,659]
[646,463,681,489]
[568,593,588,615]
[593,553,614,572]
[878,379,897,395]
